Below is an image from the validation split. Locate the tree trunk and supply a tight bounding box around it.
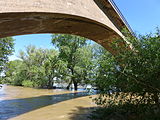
[66,80,72,90]
[47,75,53,89]
[47,80,53,89]
[73,81,78,91]
[153,93,159,106]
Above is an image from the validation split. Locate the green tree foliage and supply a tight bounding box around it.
[0,37,14,72]
[51,34,94,90]
[4,60,24,85]
[3,35,94,90]
[4,45,59,88]
[92,29,160,119]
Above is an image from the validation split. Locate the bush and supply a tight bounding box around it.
[22,80,34,87]
[93,29,160,120]
[90,103,160,120]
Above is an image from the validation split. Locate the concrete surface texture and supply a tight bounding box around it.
[0,0,130,54]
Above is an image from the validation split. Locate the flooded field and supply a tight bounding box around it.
[0,85,97,120]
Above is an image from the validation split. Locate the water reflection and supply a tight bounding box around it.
[0,85,96,120]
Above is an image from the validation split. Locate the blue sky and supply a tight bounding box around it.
[10,34,53,60]
[114,0,160,34]
[9,0,160,60]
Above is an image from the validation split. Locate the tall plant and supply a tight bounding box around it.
[93,29,160,120]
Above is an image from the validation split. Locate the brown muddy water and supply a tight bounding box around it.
[0,85,97,120]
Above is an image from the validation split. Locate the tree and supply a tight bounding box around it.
[51,34,93,90]
[18,45,59,88]
[0,37,14,72]
[4,60,24,85]
[43,49,66,89]
[3,45,60,88]
[94,45,117,92]
[71,45,95,87]
[93,29,160,119]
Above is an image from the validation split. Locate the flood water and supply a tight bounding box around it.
[0,85,97,120]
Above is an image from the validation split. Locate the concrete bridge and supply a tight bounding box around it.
[0,0,133,54]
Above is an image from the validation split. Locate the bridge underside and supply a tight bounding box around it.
[0,0,131,54]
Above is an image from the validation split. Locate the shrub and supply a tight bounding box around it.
[22,80,34,87]
[93,29,160,120]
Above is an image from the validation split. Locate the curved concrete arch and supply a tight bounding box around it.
[0,0,132,54]
[0,12,121,53]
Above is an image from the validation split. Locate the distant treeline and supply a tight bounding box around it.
[2,34,106,90]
